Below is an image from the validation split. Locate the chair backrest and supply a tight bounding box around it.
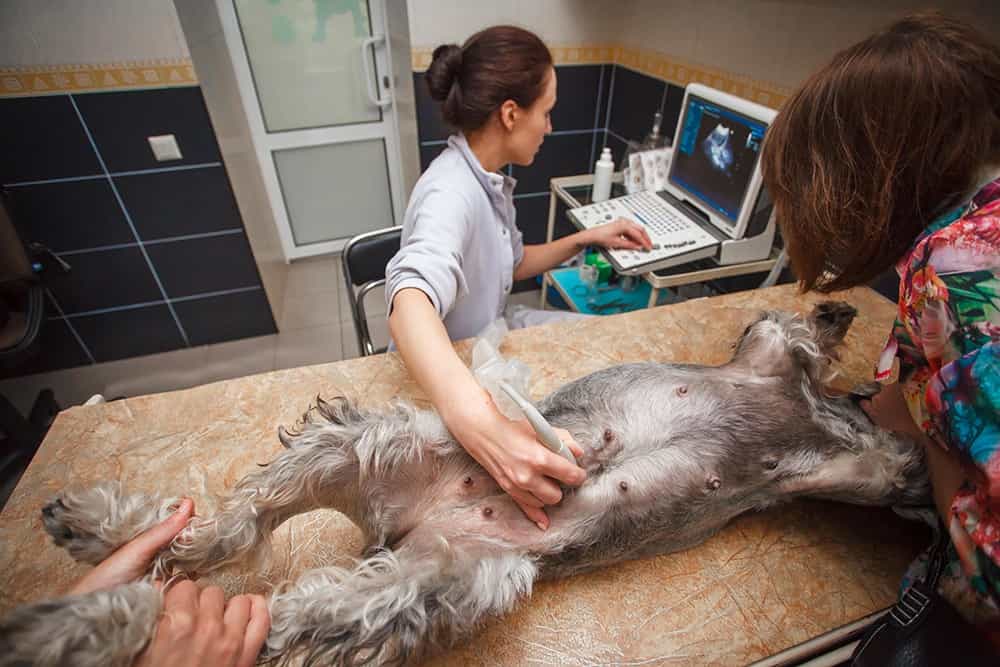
[0,199,34,288]
[0,197,44,357]
[341,226,402,356]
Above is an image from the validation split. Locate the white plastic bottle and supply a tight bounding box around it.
[591,147,614,202]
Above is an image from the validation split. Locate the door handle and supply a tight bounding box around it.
[360,35,391,108]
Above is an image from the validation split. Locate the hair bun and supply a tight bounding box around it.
[426,44,463,102]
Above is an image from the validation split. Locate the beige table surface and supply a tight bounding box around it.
[0,284,926,665]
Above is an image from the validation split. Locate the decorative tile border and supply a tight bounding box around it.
[2,44,790,107]
[412,42,791,107]
[615,45,791,107]
[411,42,619,70]
[0,59,197,97]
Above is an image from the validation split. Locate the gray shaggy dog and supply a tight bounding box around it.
[0,302,928,666]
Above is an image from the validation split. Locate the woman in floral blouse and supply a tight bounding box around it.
[761,11,1000,622]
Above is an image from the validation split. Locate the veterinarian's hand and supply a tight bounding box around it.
[67,498,195,596]
[135,581,270,667]
[584,218,653,251]
[860,382,922,438]
[446,400,587,530]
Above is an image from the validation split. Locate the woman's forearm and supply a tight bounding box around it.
[387,288,590,529]
[388,288,492,421]
[512,231,592,281]
[919,433,967,523]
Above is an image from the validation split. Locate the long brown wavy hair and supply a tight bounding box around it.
[761,11,1000,292]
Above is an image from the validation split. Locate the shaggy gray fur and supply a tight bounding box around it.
[0,302,929,666]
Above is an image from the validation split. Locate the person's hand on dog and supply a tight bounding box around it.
[859,382,923,439]
[134,581,270,667]
[445,397,587,531]
[67,498,195,596]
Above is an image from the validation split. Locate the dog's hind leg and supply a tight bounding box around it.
[41,482,180,565]
[39,430,358,576]
[157,398,369,577]
[42,397,368,576]
[0,581,160,667]
[262,529,536,666]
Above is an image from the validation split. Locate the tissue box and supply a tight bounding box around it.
[624,147,673,193]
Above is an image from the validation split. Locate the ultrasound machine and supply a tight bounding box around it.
[568,83,778,275]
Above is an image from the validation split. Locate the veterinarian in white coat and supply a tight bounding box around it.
[386,26,651,530]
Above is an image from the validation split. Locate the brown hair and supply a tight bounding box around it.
[425,25,552,132]
[761,11,1000,292]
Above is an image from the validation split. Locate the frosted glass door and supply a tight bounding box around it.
[234,0,380,131]
[274,140,392,245]
[222,0,404,259]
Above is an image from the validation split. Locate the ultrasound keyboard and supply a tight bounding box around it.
[568,191,719,274]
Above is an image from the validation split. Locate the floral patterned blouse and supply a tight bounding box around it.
[876,175,1000,611]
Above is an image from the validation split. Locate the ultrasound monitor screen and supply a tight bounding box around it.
[670,95,767,223]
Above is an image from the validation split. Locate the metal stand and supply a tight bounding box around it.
[542,173,782,310]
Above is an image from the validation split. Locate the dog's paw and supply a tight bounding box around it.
[42,486,121,564]
[812,301,858,327]
[41,482,172,565]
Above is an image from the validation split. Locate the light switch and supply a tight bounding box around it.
[148,134,183,161]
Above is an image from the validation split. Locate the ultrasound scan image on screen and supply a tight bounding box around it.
[670,95,767,222]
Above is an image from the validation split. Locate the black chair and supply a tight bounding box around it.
[341,226,402,356]
[0,197,61,509]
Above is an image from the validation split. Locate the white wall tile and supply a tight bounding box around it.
[405,0,633,48]
[622,0,999,90]
[0,0,189,67]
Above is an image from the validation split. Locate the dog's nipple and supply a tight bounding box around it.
[619,480,629,492]
[462,476,473,487]
[707,477,721,491]
[482,507,494,518]
[676,385,688,396]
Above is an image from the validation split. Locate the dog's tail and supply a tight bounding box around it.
[262,540,536,666]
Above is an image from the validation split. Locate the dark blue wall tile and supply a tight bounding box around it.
[662,84,685,143]
[0,86,278,378]
[46,247,161,314]
[419,142,446,172]
[596,65,613,130]
[4,179,133,253]
[72,305,185,362]
[174,289,276,346]
[608,66,666,145]
[115,166,242,240]
[74,87,222,172]
[512,132,592,194]
[413,72,450,143]
[0,316,91,379]
[146,233,261,298]
[553,197,583,240]
[513,196,550,246]
[551,65,603,132]
[0,96,101,184]
[512,194,580,248]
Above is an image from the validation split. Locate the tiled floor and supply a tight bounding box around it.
[0,256,543,416]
